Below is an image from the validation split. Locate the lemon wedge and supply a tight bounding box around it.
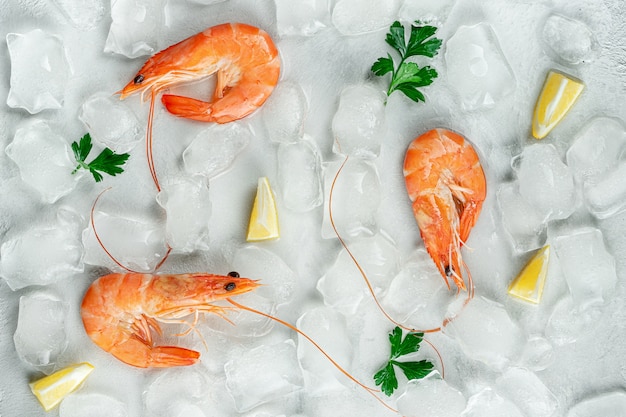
[246,177,279,241]
[29,362,94,411]
[508,246,550,304]
[532,70,584,139]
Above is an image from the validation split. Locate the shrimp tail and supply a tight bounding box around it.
[110,337,200,368]
[161,95,215,122]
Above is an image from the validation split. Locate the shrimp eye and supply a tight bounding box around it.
[134,74,144,84]
[227,271,240,278]
[224,282,236,292]
[444,266,452,277]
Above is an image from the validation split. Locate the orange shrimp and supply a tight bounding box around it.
[118,23,280,191]
[81,272,259,368]
[403,128,486,292]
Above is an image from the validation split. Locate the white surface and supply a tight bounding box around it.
[2,0,626,416]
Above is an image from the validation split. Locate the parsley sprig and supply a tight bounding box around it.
[373,327,434,396]
[371,21,442,103]
[71,133,130,182]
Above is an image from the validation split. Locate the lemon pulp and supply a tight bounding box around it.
[532,70,584,139]
[246,177,280,241]
[508,245,550,304]
[29,362,94,411]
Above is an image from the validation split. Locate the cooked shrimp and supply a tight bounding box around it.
[118,23,280,191]
[403,128,486,292]
[81,272,259,368]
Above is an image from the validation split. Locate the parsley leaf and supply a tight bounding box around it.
[406,25,441,58]
[373,327,435,396]
[371,21,442,103]
[389,327,424,359]
[392,360,434,380]
[386,21,406,56]
[373,362,397,397]
[71,133,130,182]
[371,55,394,77]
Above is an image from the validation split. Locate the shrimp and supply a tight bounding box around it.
[118,23,280,191]
[80,272,259,368]
[403,128,486,292]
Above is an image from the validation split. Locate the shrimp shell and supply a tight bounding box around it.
[403,128,486,291]
[81,273,259,368]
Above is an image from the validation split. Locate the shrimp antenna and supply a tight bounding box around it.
[329,155,446,377]
[226,298,400,414]
[147,90,162,192]
[91,188,171,273]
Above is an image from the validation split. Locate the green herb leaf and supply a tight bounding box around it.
[70,133,130,182]
[389,63,438,93]
[391,330,425,359]
[76,133,93,162]
[373,362,397,397]
[373,327,434,396]
[385,21,406,56]
[395,84,426,103]
[88,148,130,178]
[392,360,434,380]
[371,55,395,77]
[371,21,441,103]
[406,24,442,58]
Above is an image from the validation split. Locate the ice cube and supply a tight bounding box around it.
[156,176,211,253]
[545,296,602,345]
[321,159,380,239]
[514,143,576,221]
[332,85,386,159]
[332,0,402,35]
[275,0,330,36]
[6,120,83,204]
[277,138,323,212]
[6,29,72,113]
[445,23,516,110]
[182,123,252,179]
[397,372,466,417]
[13,291,69,372]
[144,368,208,417]
[224,339,303,412]
[554,227,617,309]
[104,0,167,58]
[542,14,599,65]
[59,393,128,417]
[79,93,143,154]
[497,181,547,253]
[584,162,626,219]
[262,81,308,144]
[443,296,525,370]
[496,367,558,417]
[52,0,105,30]
[317,233,399,315]
[461,388,524,417]
[230,245,296,305]
[0,208,83,291]
[567,391,626,417]
[399,0,457,23]
[82,210,167,272]
[296,307,352,393]
[566,117,626,181]
[382,250,453,330]
[303,386,396,417]
[348,299,398,383]
[520,336,554,371]
[204,292,276,338]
